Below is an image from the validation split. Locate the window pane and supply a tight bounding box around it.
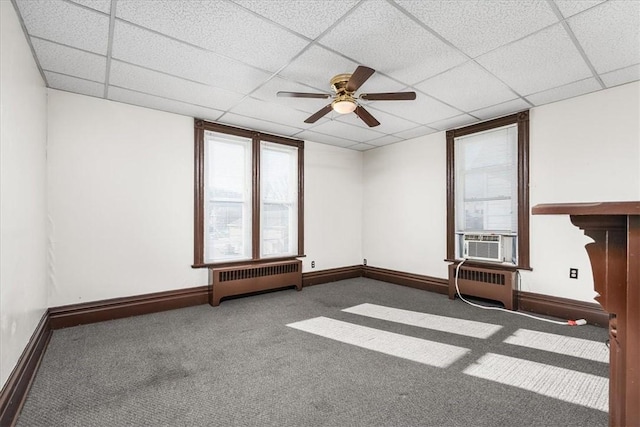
[204,131,252,262]
[262,203,292,256]
[455,124,517,233]
[260,142,297,257]
[208,202,247,260]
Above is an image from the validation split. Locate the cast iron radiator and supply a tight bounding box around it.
[209,259,302,306]
[448,263,517,310]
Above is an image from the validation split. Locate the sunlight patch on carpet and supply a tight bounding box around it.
[287,317,470,368]
[342,303,502,339]
[504,329,609,363]
[463,353,608,412]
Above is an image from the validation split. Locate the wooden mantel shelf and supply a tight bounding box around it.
[532,201,640,215]
[532,201,639,427]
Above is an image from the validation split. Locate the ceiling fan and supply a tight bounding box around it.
[277,66,416,127]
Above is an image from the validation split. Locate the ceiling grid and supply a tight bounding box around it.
[10,0,639,151]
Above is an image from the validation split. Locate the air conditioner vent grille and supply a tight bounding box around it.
[464,234,501,242]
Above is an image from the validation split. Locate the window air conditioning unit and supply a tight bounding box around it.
[463,233,503,262]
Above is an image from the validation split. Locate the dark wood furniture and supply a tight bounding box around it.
[532,201,639,427]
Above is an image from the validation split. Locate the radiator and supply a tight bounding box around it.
[448,264,517,310]
[209,259,302,306]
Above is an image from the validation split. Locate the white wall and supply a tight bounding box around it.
[47,91,364,305]
[47,91,207,306]
[363,133,448,279]
[362,81,639,302]
[523,81,640,300]
[303,142,363,272]
[0,1,48,389]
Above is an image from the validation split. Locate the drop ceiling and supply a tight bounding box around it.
[12,0,640,151]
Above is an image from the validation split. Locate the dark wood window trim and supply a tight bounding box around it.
[446,111,531,270]
[193,119,304,268]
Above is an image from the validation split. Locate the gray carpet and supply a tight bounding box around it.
[17,278,609,426]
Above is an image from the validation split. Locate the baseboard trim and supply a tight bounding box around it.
[302,265,363,287]
[48,286,209,330]
[361,266,607,327]
[363,266,449,295]
[517,290,608,327]
[0,311,51,427]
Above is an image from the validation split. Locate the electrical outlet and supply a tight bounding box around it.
[569,268,578,279]
[311,261,315,268]
[363,258,367,266]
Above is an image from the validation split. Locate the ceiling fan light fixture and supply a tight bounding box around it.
[332,96,357,114]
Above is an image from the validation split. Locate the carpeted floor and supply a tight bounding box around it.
[17,278,609,426]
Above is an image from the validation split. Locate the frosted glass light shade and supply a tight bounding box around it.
[332,99,357,114]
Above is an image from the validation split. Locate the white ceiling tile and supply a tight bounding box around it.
[336,107,420,135]
[368,135,403,147]
[601,64,640,88]
[279,44,407,95]
[428,114,478,131]
[525,78,602,106]
[372,93,461,124]
[307,119,386,143]
[112,21,272,95]
[356,75,408,97]
[396,0,558,58]
[470,98,532,121]
[229,97,321,127]
[568,1,640,74]
[115,0,308,72]
[278,45,359,90]
[416,61,517,111]
[295,130,358,148]
[220,113,304,138]
[45,71,105,98]
[68,0,112,14]
[16,0,109,54]
[348,143,377,151]
[554,0,605,18]
[108,86,224,123]
[32,38,106,82]
[394,125,438,140]
[477,24,593,95]
[232,0,359,39]
[318,0,467,84]
[109,60,245,110]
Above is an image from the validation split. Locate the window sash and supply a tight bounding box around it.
[260,141,298,258]
[203,132,252,263]
[455,124,518,234]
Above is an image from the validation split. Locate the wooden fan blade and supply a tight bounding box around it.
[354,105,380,127]
[360,92,416,101]
[346,66,375,92]
[304,104,333,123]
[277,91,331,99]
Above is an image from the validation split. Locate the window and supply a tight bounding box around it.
[193,120,304,267]
[446,111,530,269]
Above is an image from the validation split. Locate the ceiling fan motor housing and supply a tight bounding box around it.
[330,73,353,94]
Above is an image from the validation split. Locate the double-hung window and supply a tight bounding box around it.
[193,120,303,267]
[446,111,530,269]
